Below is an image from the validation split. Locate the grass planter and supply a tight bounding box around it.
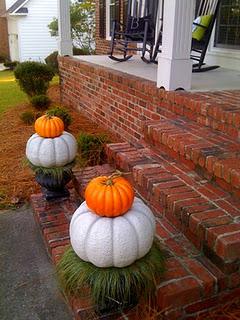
[57,243,165,315]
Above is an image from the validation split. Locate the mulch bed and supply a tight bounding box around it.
[0,85,118,209]
[197,298,240,320]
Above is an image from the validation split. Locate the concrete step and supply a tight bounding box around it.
[66,164,240,319]
[105,142,240,275]
[143,118,240,194]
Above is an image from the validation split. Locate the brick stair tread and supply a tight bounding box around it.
[105,142,240,273]
[169,90,240,139]
[143,118,240,192]
[31,166,240,319]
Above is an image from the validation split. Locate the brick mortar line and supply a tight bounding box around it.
[155,217,180,237]
[143,158,228,208]
[142,148,238,217]
[154,119,240,146]
[180,260,219,296]
[214,230,240,251]
[156,275,196,290]
[48,236,70,244]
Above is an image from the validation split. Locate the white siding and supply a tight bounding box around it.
[17,0,58,61]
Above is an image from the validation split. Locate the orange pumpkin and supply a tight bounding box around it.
[85,172,134,217]
[35,115,64,138]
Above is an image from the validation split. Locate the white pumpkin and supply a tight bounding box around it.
[70,197,156,268]
[26,131,77,168]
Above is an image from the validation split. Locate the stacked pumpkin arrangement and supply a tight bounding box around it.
[26,114,77,200]
[58,172,165,313]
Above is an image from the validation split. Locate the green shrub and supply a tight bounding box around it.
[45,51,59,74]
[73,46,93,55]
[77,132,110,167]
[20,111,35,125]
[14,61,54,97]
[47,107,72,128]
[30,95,51,110]
[4,60,18,70]
[0,55,7,63]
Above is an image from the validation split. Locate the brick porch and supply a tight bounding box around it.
[30,55,240,319]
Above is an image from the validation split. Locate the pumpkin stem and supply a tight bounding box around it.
[106,170,123,185]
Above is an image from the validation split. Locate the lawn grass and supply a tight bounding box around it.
[0,70,28,114]
[0,70,59,114]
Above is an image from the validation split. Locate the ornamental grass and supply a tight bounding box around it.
[57,242,165,313]
[28,161,75,183]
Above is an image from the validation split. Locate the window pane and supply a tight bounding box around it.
[215,2,240,49]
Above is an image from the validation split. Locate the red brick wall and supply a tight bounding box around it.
[59,56,165,144]
[0,0,9,58]
[59,56,240,143]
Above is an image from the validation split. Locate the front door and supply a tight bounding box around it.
[9,33,19,61]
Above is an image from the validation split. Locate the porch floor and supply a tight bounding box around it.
[75,55,240,92]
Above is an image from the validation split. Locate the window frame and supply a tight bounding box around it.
[208,1,240,56]
[214,2,240,50]
[106,0,116,40]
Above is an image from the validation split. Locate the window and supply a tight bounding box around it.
[215,0,240,49]
[106,0,119,39]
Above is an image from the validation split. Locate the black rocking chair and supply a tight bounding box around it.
[109,0,159,63]
[153,0,221,72]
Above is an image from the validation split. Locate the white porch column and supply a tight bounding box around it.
[57,0,73,56]
[157,0,195,91]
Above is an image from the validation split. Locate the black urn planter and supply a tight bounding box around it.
[96,294,139,316]
[35,170,73,201]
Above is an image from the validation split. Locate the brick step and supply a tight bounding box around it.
[143,117,240,194]
[69,164,240,319]
[104,142,240,275]
[162,90,240,140]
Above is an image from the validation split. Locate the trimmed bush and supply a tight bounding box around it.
[30,95,51,110]
[77,132,110,167]
[0,55,7,63]
[4,60,18,70]
[73,46,93,55]
[47,107,72,128]
[45,51,59,74]
[20,111,35,125]
[14,61,54,97]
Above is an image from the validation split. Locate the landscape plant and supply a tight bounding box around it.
[45,51,59,74]
[47,107,72,128]
[4,60,18,70]
[20,111,36,125]
[0,55,6,63]
[30,95,51,110]
[77,132,110,166]
[14,61,54,97]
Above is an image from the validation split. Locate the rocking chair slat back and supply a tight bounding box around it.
[197,0,218,16]
[109,0,159,63]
